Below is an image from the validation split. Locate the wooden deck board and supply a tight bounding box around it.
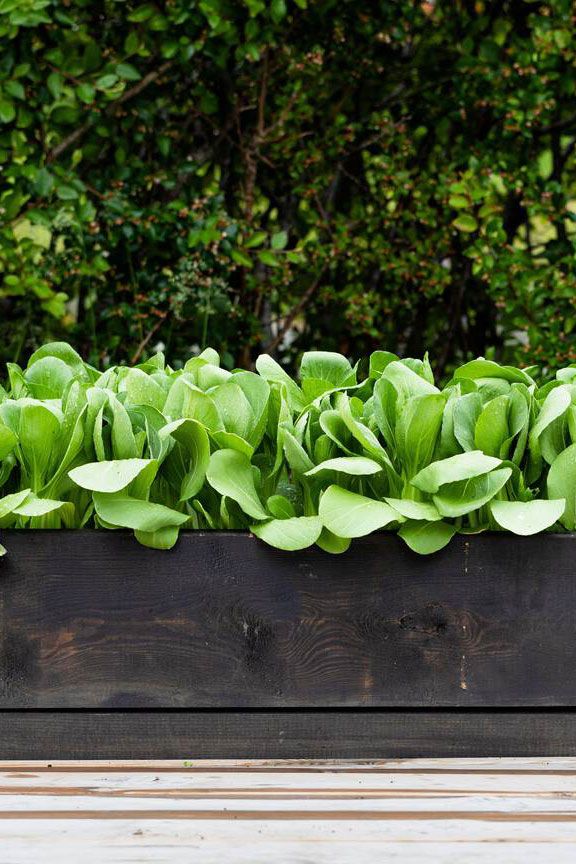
[0,759,574,862]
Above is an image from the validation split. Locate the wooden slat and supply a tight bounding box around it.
[0,711,575,759]
[1,531,576,709]
[1,759,576,863]
[1,755,572,768]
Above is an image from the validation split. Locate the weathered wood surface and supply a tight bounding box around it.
[1,759,576,863]
[1,531,576,709]
[0,711,575,759]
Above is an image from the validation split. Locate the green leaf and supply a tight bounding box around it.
[256,354,305,411]
[454,359,534,385]
[232,372,270,448]
[0,489,31,520]
[127,4,156,22]
[161,418,210,500]
[96,74,119,90]
[76,83,95,103]
[93,493,188,532]
[452,214,478,232]
[474,395,509,457]
[27,342,87,378]
[56,185,78,200]
[118,368,166,411]
[282,428,314,475]
[411,451,502,494]
[453,392,483,452]
[69,459,153,493]
[547,443,576,529]
[0,422,17,460]
[300,351,355,388]
[13,219,52,248]
[449,194,470,208]
[134,525,181,550]
[398,520,456,554]
[396,393,445,477]
[530,385,571,451]
[18,403,62,491]
[381,360,439,402]
[108,393,138,459]
[266,494,295,519]
[319,410,355,455]
[180,384,223,432]
[433,467,512,517]
[211,430,254,459]
[369,350,398,378]
[5,80,25,100]
[271,229,288,250]
[13,494,69,518]
[244,231,268,248]
[258,250,281,267]
[490,499,565,535]
[251,515,322,550]
[206,449,269,519]
[116,62,141,81]
[318,485,400,538]
[270,0,287,22]
[305,456,382,476]
[385,498,442,521]
[337,394,393,467]
[24,356,74,399]
[211,382,253,443]
[47,72,63,99]
[0,99,15,124]
[231,249,254,268]
[315,527,351,554]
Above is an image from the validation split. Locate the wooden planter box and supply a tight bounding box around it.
[0,531,574,758]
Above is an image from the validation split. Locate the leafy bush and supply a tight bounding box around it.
[2,1,576,372]
[1,342,575,557]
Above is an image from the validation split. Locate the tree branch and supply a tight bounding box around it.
[535,111,576,137]
[131,312,168,364]
[46,61,174,163]
[265,265,328,354]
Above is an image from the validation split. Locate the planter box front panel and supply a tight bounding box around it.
[0,531,575,709]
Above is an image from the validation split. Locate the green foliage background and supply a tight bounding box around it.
[1,0,575,373]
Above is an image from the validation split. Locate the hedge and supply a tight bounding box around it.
[1,1,576,372]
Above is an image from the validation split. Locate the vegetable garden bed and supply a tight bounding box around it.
[2,342,576,756]
[0,530,575,758]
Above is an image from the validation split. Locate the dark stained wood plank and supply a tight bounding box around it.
[0,710,575,759]
[1,531,576,708]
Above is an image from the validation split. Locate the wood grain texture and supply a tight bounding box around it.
[1,531,576,709]
[0,711,575,759]
[1,759,576,864]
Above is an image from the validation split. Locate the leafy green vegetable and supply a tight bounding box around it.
[489,499,566,535]
[305,457,382,477]
[206,449,269,520]
[251,516,323,550]
[69,459,154,493]
[398,520,457,555]
[319,486,400,538]
[433,468,512,518]
[411,452,502,494]
[547,444,576,529]
[0,343,574,557]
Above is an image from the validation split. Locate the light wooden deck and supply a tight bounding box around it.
[0,758,575,862]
